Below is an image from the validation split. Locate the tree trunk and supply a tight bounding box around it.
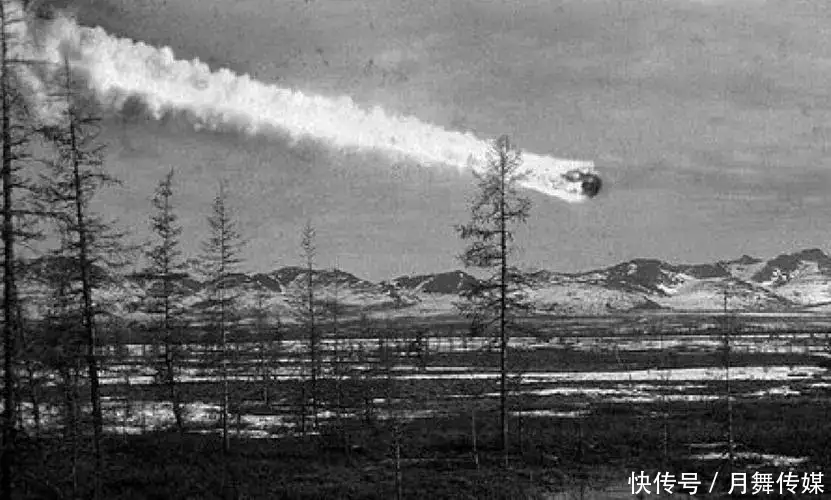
[220,283,229,454]
[70,362,81,500]
[221,351,229,453]
[499,148,509,469]
[723,290,734,472]
[307,262,318,432]
[1,3,17,494]
[166,347,184,433]
[163,269,184,434]
[471,407,479,470]
[65,58,105,496]
[394,430,402,500]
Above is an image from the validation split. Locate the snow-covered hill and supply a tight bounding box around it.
[19,248,831,320]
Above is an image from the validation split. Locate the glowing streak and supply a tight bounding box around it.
[20,5,601,201]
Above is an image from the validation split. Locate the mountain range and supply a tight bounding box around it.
[22,248,831,321]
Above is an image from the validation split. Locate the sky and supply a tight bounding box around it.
[42,0,831,281]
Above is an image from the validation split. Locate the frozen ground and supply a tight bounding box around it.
[13,364,829,440]
[95,332,831,358]
[13,329,830,473]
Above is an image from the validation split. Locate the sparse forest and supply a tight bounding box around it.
[0,2,829,500]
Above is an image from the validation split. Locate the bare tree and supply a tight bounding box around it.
[381,319,405,500]
[0,7,17,491]
[381,330,404,500]
[39,55,127,499]
[144,169,188,433]
[289,220,320,433]
[322,265,348,450]
[200,181,244,454]
[0,1,43,493]
[456,135,532,467]
[303,222,319,432]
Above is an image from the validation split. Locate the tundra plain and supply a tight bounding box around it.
[13,312,831,498]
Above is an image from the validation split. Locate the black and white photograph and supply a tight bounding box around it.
[1,0,830,498]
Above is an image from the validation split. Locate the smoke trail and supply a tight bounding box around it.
[24,6,601,202]
[3,1,65,122]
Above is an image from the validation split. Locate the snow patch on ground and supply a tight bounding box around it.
[691,452,809,467]
[517,366,825,383]
[747,385,802,397]
[512,409,588,418]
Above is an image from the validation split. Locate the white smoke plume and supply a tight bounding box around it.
[19,3,601,202]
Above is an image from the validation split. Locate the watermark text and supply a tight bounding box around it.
[628,471,825,496]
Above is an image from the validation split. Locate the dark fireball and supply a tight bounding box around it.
[581,173,602,198]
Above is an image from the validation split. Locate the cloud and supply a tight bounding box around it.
[42,0,831,278]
